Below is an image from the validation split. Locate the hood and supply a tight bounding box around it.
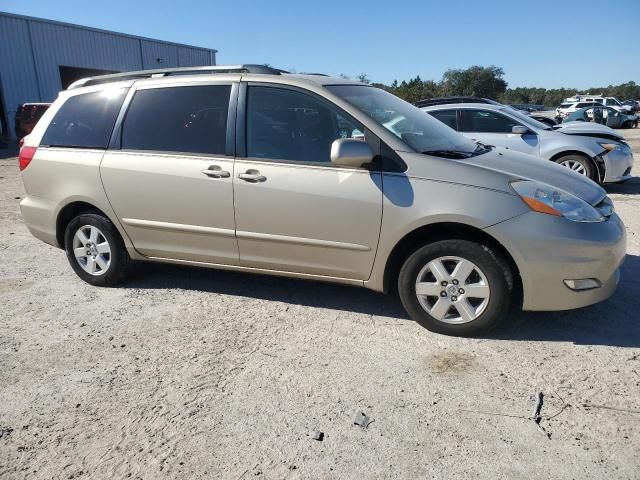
[553,121,625,141]
[463,148,606,205]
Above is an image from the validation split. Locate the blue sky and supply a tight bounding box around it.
[2,0,639,89]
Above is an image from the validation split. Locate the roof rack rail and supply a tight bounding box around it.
[67,64,288,89]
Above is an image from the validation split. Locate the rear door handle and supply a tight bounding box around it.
[238,169,267,183]
[201,165,230,178]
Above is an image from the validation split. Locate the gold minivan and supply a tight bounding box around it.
[19,65,626,336]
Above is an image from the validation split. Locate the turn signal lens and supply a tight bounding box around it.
[19,146,37,171]
[519,196,561,216]
[599,143,617,152]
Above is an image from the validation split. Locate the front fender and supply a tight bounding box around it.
[365,175,529,291]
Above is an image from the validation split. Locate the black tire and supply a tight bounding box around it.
[554,154,596,181]
[398,240,513,336]
[64,212,132,286]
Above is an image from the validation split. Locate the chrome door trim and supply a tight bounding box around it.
[122,218,236,237]
[236,230,371,251]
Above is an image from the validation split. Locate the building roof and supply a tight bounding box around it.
[0,11,217,53]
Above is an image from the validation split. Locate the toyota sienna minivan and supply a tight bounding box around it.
[18,65,626,336]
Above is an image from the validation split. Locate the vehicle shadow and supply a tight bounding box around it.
[124,254,640,348]
[605,177,640,195]
[125,262,409,320]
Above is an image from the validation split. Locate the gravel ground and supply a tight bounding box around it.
[1,130,640,479]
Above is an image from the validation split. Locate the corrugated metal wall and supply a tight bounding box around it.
[0,12,216,139]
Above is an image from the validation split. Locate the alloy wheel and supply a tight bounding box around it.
[415,256,490,324]
[72,225,111,276]
[559,159,587,176]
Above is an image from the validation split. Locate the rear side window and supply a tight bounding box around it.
[428,109,458,130]
[121,85,231,155]
[41,89,127,148]
[459,109,519,133]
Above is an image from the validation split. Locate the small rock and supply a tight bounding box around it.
[0,426,13,439]
[120,344,126,348]
[108,336,113,341]
[353,411,373,428]
[311,431,324,441]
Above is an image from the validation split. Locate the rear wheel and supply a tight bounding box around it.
[398,240,513,336]
[64,213,132,286]
[554,154,595,181]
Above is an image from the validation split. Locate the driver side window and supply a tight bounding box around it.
[246,86,363,163]
[459,109,519,133]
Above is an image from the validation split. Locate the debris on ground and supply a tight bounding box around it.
[353,411,373,428]
[310,431,324,441]
[0,426,13,439]
[531,391,551,439]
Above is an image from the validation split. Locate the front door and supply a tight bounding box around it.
[459,108,540,156]
[233,85,382,280]
[101,82,239,265]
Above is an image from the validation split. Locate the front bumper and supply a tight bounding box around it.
[485,211,626,311]
[602,148,634,183]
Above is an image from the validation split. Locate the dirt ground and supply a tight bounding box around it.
[1,129,640,480]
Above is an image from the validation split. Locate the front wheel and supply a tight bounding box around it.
[64,213,132,286]
[398,240,513,336]
[554,154,595,181]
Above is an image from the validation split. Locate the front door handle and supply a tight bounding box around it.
[202,165,230,178]
[238,169,267,183]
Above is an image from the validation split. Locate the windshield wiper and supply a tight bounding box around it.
[422,149,474,159]
[474,142,493,152]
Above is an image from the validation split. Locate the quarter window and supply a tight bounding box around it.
[41,89,127,148]
[428,109,458,130]
[246,86,363,163]
[459,109,519,133]
[121,85,231,155]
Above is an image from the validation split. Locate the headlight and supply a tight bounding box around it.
[511,180,605,222]
[599,141,630,155]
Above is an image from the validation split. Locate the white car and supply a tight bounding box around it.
[562,95,633,114]
[556,101,602,121]
[423,103,634,184]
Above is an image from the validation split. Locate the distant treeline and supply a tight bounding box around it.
[351,66,640,107]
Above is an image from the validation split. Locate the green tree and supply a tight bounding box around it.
[441,65,507,99]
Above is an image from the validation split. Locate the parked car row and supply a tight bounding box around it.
[17,65,628,337]
[418,97,633,184]
[564,106,639,129]
[556,95,635,121]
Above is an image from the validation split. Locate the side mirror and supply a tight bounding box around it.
[330,138,373,168]
[512,125,529,135]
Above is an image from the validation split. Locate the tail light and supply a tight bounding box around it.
[19,146,37,171]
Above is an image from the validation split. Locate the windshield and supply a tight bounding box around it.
[502,106,552,130]
[326,85,478,155]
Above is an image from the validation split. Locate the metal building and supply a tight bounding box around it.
[0,11,217,140]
